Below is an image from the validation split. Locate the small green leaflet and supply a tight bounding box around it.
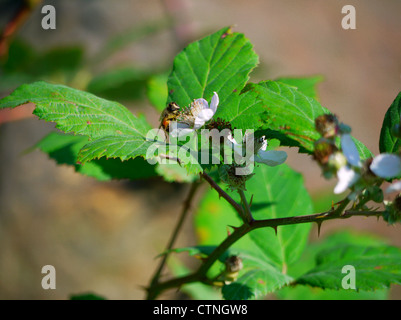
[296,245,401,291]
[379,92,401,153]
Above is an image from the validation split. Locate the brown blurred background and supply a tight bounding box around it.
[0,0,400,299]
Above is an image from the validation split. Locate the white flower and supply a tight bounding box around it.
[228,132,287,167]
[334,165,360,194]
[170,92,219,137]
[340,134,361,167]
[386,181,401,194]
[370,153,401,179]
[335,135,401,194]
[332,134,361,194]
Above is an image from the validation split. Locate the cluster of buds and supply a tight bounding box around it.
[219,131,288,190]
[313,114,351,182]
[219,164,254,191]
[383,195,401,224]
[313,114,401,195]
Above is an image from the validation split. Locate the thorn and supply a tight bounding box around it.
[331,200,334,210]
[249,194,254,207]
[272,226,278,236]
[226,226,231,236]
[316,220,323,237]
[228,225,240,231]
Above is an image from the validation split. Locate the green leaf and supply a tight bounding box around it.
[277,231,390,300]
[34,132,157,181]
[221,250,293,300]
[296,244,401,291]
[167,26,258,108]
[214,89,265,130]
[0,81,164,167]
[379,92,401,153]
[248,80,328,152]
[245,164,313,270]
[193,164,314,299]
[246,80,373,159]
[0,81,152,140]
[275,75,323,100]
[277,285,388,300]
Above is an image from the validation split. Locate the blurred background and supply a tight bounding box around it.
[0,0,400,299]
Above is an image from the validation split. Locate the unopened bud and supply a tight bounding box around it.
[313,138,338,166]
[223,256,243,283]
[361,157,380,183]
[383,195,401,225]
[328,152,347,170]
[219,165,253,191]
[315,114,338,138]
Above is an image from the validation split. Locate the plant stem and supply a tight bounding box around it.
[146,180,201,300]
[201,172,243,215]
[238,189,253,223]
[147,206,384,298]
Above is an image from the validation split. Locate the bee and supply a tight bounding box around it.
[159,102,181,137]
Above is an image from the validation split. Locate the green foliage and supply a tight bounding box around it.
[275,75,323,100]
[193,164,313,299]
[167,27,258,108]
[0,25,400,301]
[34,132,157,181]
[379,92,401,153]
[297,245,401,291]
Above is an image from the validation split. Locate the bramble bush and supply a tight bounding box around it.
[1,27,401,300]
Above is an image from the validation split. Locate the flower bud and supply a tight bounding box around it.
[223,255,243,283]
[219,164,253,191]
[383,195,401,225]
[313,138,338,166]
[315,114,338,138]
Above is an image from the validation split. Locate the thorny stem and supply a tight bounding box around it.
[146,191,383,299]
[201,172,243,215]
[146,180,201,300]
[238,189,253,223]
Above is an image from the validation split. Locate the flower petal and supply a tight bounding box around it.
[169,121,194,137]
[334,165,360,194]
[255,150,287,166]
[194,98,209,109]
[341,134,360,167]
[210,92,219,113]
[227,132,239,145]
[370,153,401,179]
[386,181,401,194]
[194,109,214,128]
